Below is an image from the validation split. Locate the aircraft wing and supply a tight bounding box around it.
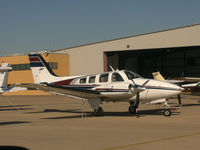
[14,83,101,99]
[14,82,146,100]
[181,77,200,82]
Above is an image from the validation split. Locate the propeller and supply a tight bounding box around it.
[177,72,184,106]
[131,79,150,109]
[131,79,149,92]
[177,94,182,106]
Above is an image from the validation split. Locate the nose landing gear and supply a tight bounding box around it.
[129,101,176,117]
[163,109,171,117]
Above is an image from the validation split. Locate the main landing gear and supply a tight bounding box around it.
[129,101,138,114]
[198,100,200,104]
[129,105,137,114]
[94,107,104,115]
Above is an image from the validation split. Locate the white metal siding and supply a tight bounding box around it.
[53,24,200,75]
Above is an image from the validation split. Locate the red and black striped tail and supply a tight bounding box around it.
[28,54,58,77]
[29,54,44,67]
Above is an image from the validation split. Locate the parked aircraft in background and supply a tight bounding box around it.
[178,77,200,97]
[152,71,200,104]
[18,54,183,116]
[152,72,184,84]
[0,63,27,94]
[175,77,200,82]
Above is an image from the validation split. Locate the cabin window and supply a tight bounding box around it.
[124,71,142,79]
[89,76,96,83]
[99,74,109,82]
[112,72,124,82]
[79,78,86,84]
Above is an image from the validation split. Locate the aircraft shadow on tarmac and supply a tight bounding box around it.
[27,101,200,120]
[0,105,32,112]
[0,105,31,108]
[0,146,29,150]
[0,121,31,126]
[37,108,181,120]
[181,103,200,107]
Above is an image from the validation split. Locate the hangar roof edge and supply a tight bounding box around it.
[52,23,200,52]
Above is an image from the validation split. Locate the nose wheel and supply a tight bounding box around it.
[164,109,171,117]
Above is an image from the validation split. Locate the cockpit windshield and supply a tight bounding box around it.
[124,70,143,80]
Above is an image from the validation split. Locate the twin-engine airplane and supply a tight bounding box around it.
[20,54,183,115]
[0,63,26,94]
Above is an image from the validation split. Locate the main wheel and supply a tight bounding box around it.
[198,100,200,104]
[164,109,171,117]
[94,107,104,116]
[129,106,136,114]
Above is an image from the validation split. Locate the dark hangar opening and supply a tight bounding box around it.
[105,46,200,78]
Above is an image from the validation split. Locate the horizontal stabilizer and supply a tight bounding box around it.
[14,83,100,99]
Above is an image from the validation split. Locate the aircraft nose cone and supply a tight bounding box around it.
[175,85,184,92]
[160,81,183,97]
[173,85,184,91]
[167,82,182,90]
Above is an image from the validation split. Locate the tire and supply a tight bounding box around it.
[94,107,104,116]
[164,109,171,117]
[129,106,136,114]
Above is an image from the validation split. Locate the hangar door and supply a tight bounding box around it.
[105,46,200,78]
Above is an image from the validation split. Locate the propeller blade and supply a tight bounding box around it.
[130,79,150,111]
[142,80,150,86]
[131,79,149,92]
[179,72,184,87]
[131,79,150,87]
[131,79,137,87]
[135,92,140,108]
[177,94,182,106]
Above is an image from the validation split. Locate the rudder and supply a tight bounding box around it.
[28,54,58,84]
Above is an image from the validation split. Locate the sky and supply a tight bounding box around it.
[0,0,200,56]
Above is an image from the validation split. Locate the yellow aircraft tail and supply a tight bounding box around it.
[152,72,166,81]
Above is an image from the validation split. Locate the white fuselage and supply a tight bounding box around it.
[48,70,183,103]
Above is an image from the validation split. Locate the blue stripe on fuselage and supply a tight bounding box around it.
[144,86,182,91]
[61,85,181,92]
[30,62,44,67]
[97,90,129,92]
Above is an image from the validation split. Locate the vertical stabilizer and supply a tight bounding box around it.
[0,63,12,88]
[28,54,58,84]
[152,72,166,81]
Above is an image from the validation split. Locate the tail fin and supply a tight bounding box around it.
[152,72,166,81]
[0,63,12,88]
[28,54,58,84]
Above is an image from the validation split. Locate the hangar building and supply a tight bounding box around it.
[1,24,200,95]
[53,24,200,78]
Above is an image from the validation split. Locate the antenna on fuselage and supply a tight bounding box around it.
[109,65,115,71]
[44,50,50,57]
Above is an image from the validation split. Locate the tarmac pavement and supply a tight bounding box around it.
[0,95,200,150]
